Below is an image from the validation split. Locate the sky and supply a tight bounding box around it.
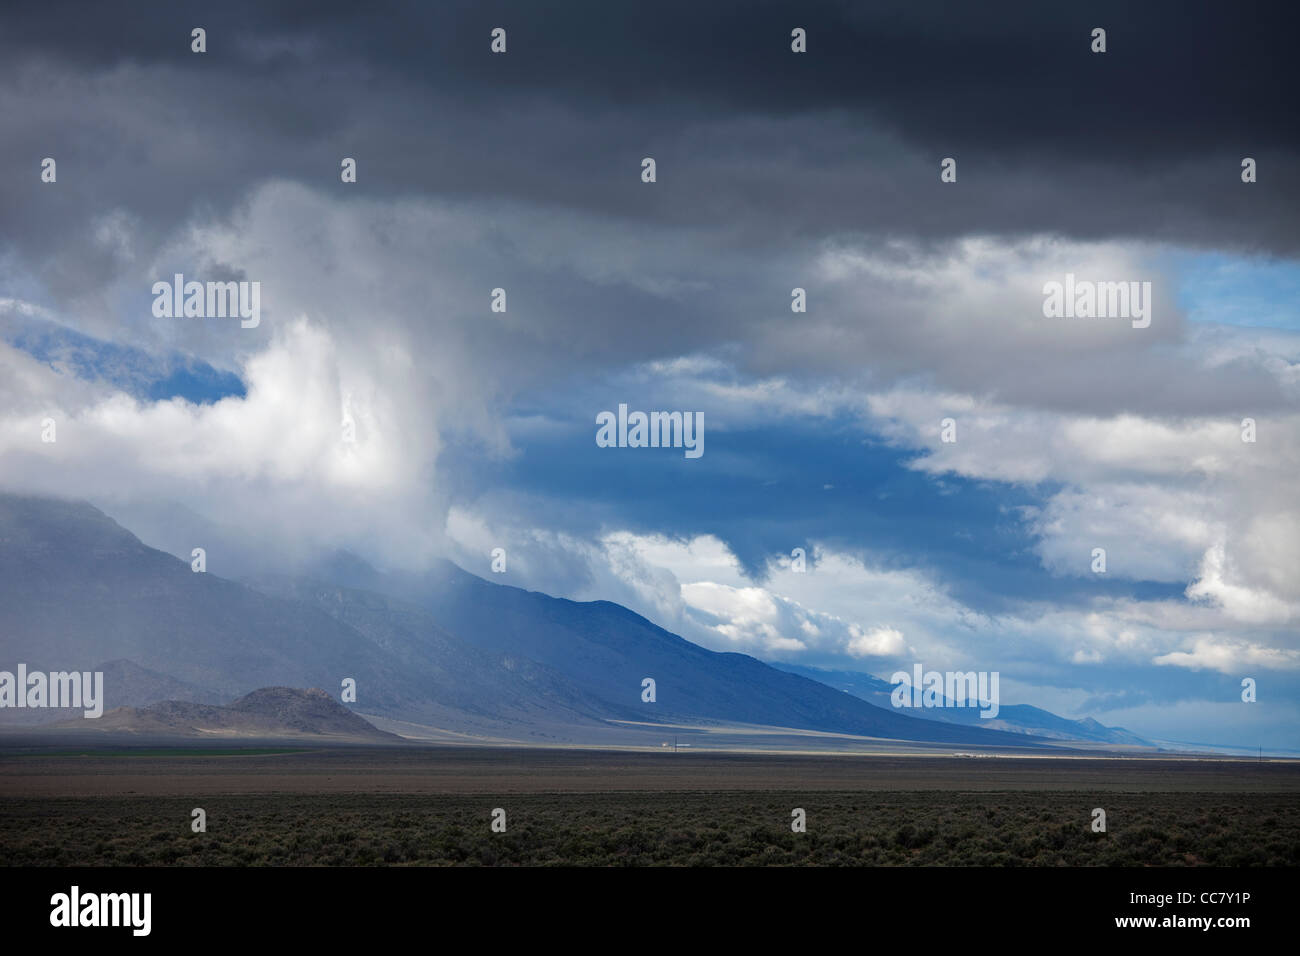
[1,0,1298,750]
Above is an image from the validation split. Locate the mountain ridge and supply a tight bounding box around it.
[1,493,1085,750]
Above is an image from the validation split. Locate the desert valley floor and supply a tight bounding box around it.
[3,746,1297,866]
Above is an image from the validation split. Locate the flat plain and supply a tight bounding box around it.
[3,745,1297,865]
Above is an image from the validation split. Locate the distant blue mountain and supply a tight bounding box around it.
[768,662,1149,746]
[0,309,245,404]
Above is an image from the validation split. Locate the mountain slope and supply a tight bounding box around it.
[0,494,632,735]
[251,575,643,728]
[0,658,222,726]
[294,555,1060,748]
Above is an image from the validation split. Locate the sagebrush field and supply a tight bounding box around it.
[3,747,1297,866]
[3,790,1297,866]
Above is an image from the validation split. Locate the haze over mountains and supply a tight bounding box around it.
[0,494,1141,750]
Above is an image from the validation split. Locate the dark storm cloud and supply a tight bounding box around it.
[2,0,1296,425]
[8,0,1296,151]
[2,0,1298,294]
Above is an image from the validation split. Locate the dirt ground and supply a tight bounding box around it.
[3,746,1297,797]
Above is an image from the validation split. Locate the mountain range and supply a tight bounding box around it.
[0,493,1144,750]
